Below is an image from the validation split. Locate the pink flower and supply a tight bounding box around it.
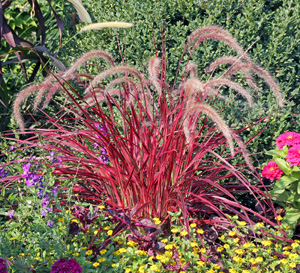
[286,145,300,167]
[262,161,284,181]
[276,132,300,149]
[51,258,82,273]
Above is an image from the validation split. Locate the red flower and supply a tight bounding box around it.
[262,161,284,181]
[276,132,300,149]
[286,145,300,167]
[51,258,82,273]
[0,258,8,273]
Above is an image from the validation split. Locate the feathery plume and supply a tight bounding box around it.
[63,50,114,79]
[84,66,142,95]
[183,103,235,156]
[33,72,65,111]
[227,63,283,106]
[185,63,198,79]
[190,32,252,64]
[80,22,133,32]
[41,73,94,109]
[13,83,48,131]
[148,57,162,95]
[206,56,260,91]
[204,78,253,107]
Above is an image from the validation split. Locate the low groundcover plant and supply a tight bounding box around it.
[0,25,292,271]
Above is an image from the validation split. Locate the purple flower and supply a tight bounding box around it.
[47,220,54,227]
[0,168,9,178]
[42,198,49,208]
[37,177,48,198]
[51,258,82,273]
[8,210,14,219]
[52,186,58,196]
[25,173,40,187]
[21,163,31,178]
[0,258,8,273]
[41,210,47,217]
[10,145,14,151]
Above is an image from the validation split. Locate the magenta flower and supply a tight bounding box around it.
[51,258,82,273]
[7,210,14,219]
[0,258,7,273]
[276,132,300,149]
[262,161,284,181]
[286,145,300,167]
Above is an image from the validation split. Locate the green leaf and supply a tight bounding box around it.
[274,158,292,174]
[265,149,287,158]
[281,207,300,232]
[271,175,297,193]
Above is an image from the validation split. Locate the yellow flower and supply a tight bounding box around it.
[200,248,206,254]
[233,256,243,263]
[228,231,236,236]
[224,244,230,249]
[261,240,272,247]
[100,249,107,255]
[149,264,160,272]
[71,219,78,223]
[119,248,127,253]
[275,215,283,221]
[127,240,137,247]
[252,248,259,253]
[190,242,198,247]
[234,249,244,255]
[217,246,224,252]
[74,253,79,257]
[249,258,257,264]
[86,250,93,255]
[104,226,110,230]
[220,235,225,240]
[289,253,299,260]
[285,225,290,229]
[112,264,116,267]
[136,250,147,255]
[180,230,188,236]
[280,259,287,264]
[58,218,64,222]
[206,269,215,273]
[289,262,296,268]
[283,246,292,250]
[190,223,197,228]
[242,270,250,273]
[233,238,239,243]
[197,261,205,266]
[239,221,247,226]
[107,230,113,236]
[243,242,253,248]
[98,258,106,262]
[197,229,204,234]
[98,205,105,209]
[165,244,174,250]
[256,222,264,227]
[93,262,100,267]
[161,239,168,243]
[229,269,237,273]
[291,242,299,248]
[255,257,263,263]
[153,218,161,225]
[94,230,99,235]
[171,228,178,233]
[214,265,220,270]
[125,269,131,273]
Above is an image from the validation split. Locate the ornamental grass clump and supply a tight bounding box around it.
[4,26,284,231]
